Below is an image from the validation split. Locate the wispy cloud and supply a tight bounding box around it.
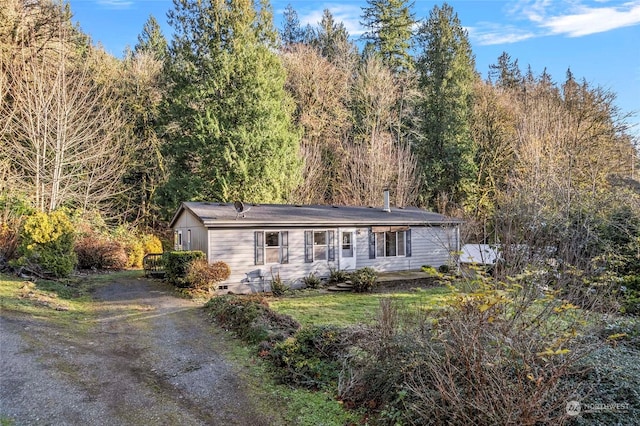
[298,4,365,36]
[467,23,536,46]
[470,0,640,45]
[540,1,640,36]
[97,0,133,10]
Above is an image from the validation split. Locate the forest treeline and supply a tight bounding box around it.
[1,0,639,289]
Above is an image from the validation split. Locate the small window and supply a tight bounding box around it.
[175,231,183,250]
[257,231,289,265]
[265,231,281,263]
[314,231,327,260]
[187,229,191,250]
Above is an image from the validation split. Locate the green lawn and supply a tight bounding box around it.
[268,286,451,327]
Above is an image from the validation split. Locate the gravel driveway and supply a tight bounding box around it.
[0,276,272,425]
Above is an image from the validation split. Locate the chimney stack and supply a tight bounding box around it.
[383,189,391,213]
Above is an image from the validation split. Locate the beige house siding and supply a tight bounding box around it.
[355,226,457,271]
[208,228,339,294]
[172,210,208,258]
[202,225,458,294]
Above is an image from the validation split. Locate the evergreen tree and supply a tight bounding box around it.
[280,4,304,46]
[116,17,168,227]
[311,9,356,64]
[158,0,301,216]
[361,0,415,72]
[134,15,167,60]
[488,51,522,90]
[414,3,477,209]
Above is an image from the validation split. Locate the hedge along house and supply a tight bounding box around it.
[169,192,462,294]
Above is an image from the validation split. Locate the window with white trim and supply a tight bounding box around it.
[372,230,409,257]
[305,230,335,262]
[255,231,288,265]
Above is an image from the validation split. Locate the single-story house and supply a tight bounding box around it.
[169,194,462,293]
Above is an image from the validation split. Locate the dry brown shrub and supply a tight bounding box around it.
[186,259,231,292]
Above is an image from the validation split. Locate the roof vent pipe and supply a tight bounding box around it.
[383,189,391,213]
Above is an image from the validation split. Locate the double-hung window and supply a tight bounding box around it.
[370,228,411,258]
[255,231,288,265]
[305,230,335,262]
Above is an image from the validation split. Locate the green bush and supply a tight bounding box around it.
[75,233,128,270]
[205,295,300,345]
[302,273,322,289]
[185,259,231,292]
[328,268,350,284]
[14,210,77,277]
[438,264,451,274]
[351,267,378,292]
[616,275,640,315]
[163,250,205,286]
[268,325,347,389]
[270,272,288,296]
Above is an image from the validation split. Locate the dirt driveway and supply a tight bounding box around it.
[0,276,272,425]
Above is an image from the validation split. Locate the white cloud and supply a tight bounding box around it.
[471,0,640,46]
[467,23,536,46]
[298,4,366,36]
[541,1,640,36]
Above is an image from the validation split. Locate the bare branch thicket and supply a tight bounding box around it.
[3,39,128,214]
[281,44,352,204]
[337,56,419,207]
[488,76,638,300]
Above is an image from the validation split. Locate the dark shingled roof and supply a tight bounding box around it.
[170,202,462,228]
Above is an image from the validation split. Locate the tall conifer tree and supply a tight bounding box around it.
[414,3,477,209]
[158,0,301,215]
[361,0,415,72]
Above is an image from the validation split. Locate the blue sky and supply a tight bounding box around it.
[68,0,639,137]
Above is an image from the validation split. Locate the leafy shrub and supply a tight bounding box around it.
[163,250,205,286]
[0,193,33,264]
[351,267,377,292]
[268,325,348,389]
[621,275,640,315]
[14,210,77,277]
[185,259,231,292]
[75,233,128,270]
[126,239,145,268]
[112,225,146,268]
[270,272,288,296]
[303,272,322,289]
[141,233,163,255]
[0,223,20,265]
[438,264,450,274]
[329,268,350,284]
[206,295,300,345]
[421,265,439,277]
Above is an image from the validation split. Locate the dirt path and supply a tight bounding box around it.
[0,276,272,425]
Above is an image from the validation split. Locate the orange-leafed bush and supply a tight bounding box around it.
[0,222,20,262]
[75,233,128,270]
[186,259,231,292]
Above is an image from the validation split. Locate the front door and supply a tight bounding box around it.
[339,229,356,271]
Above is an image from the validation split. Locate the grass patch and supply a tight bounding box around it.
[220,330,363,425]
[0,270,143,324]
[268,286,451,327]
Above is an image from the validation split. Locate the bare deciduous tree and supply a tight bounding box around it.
[1,34,128,214]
